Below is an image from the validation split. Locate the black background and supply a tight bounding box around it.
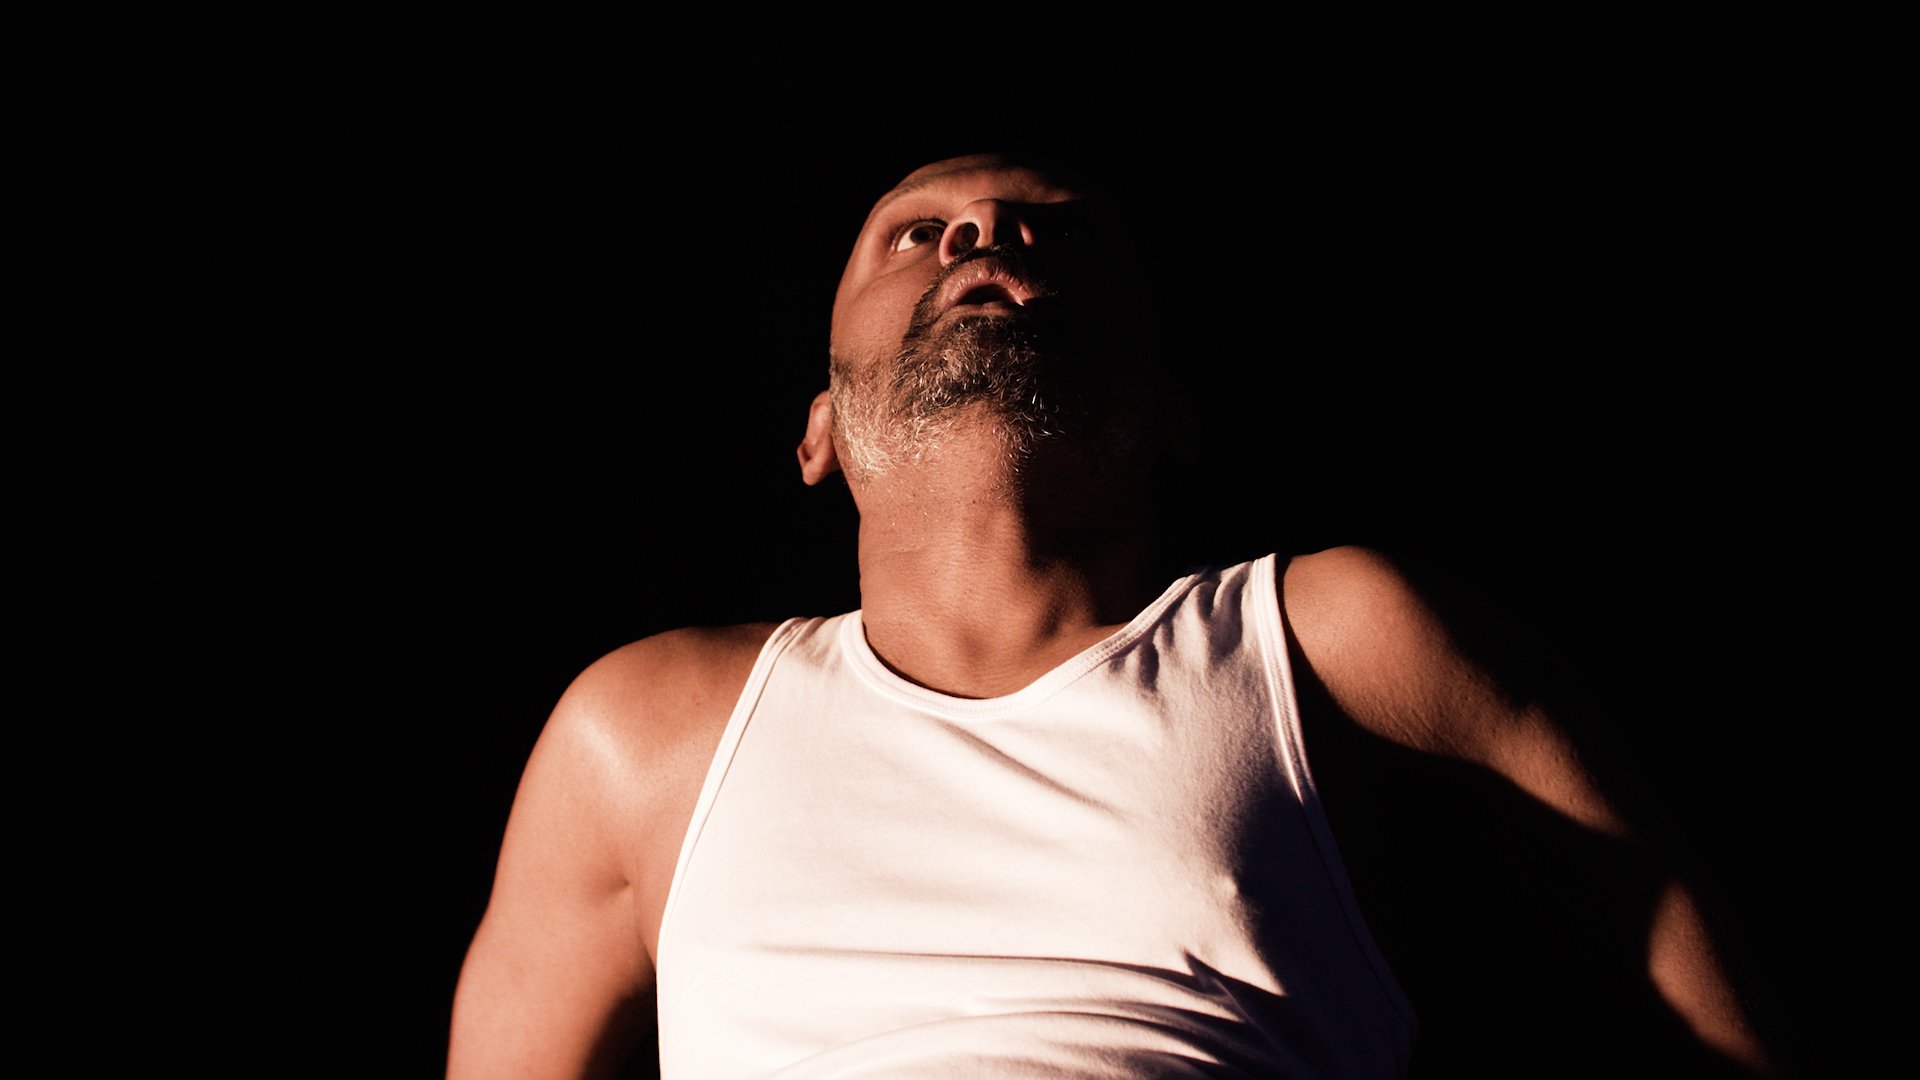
[233,55,1863,1076]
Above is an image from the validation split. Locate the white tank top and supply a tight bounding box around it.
[656,554,1414,1078]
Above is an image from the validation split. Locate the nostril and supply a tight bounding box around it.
[949,222,980,256]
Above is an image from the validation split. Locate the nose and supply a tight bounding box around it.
[939,199,1039,266]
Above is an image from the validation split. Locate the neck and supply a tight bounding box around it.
[850,428,1164,699]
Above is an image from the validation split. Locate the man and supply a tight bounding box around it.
[449,153,1776,1077]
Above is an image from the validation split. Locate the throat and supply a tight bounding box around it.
[860,597,1133,700]
[854,528,1166,700]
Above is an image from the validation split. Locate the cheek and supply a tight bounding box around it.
[832,274,931,361]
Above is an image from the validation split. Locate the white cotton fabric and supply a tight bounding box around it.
[656,554,1414,1078]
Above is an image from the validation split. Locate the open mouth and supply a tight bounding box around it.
[937,259,1046,317]
[954,282,1021,307]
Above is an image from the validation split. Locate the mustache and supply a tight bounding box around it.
[902,245,1059,344]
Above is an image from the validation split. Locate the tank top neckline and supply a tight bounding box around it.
[839,565,1210,720]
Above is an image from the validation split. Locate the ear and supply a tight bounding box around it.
[796,389,841,486]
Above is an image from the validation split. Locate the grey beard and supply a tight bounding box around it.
[830,314,1078,481]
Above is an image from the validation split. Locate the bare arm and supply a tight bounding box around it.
[448,626,771,1079]
[448,657,659,1080]
[1285,546,1777,1075]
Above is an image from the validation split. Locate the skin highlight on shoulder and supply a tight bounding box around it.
[552,622,784,952]
[562,624,780,748]
[448,623,779,1080]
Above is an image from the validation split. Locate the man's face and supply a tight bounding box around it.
[827,154,1148,478]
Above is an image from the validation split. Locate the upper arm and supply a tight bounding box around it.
[1285,544,1629,836]
[1284,546,1775,1073]
[447,647,670,1080]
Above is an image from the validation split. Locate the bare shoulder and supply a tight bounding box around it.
[547,622,783,949]
[1280,544,1429,656]
[1281,545,1487,756]
[1283,544,1627,837]
[551,622,783,764]
[479,620,781,905]
[513,622,782,835]
[450,622,782,1078]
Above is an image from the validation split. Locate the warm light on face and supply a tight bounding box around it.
[830,156,1095,373]
[824,156,1152,482]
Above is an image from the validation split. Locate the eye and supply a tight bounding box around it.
[891,220,945,253]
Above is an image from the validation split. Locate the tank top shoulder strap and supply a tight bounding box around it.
[656,614,826,952]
